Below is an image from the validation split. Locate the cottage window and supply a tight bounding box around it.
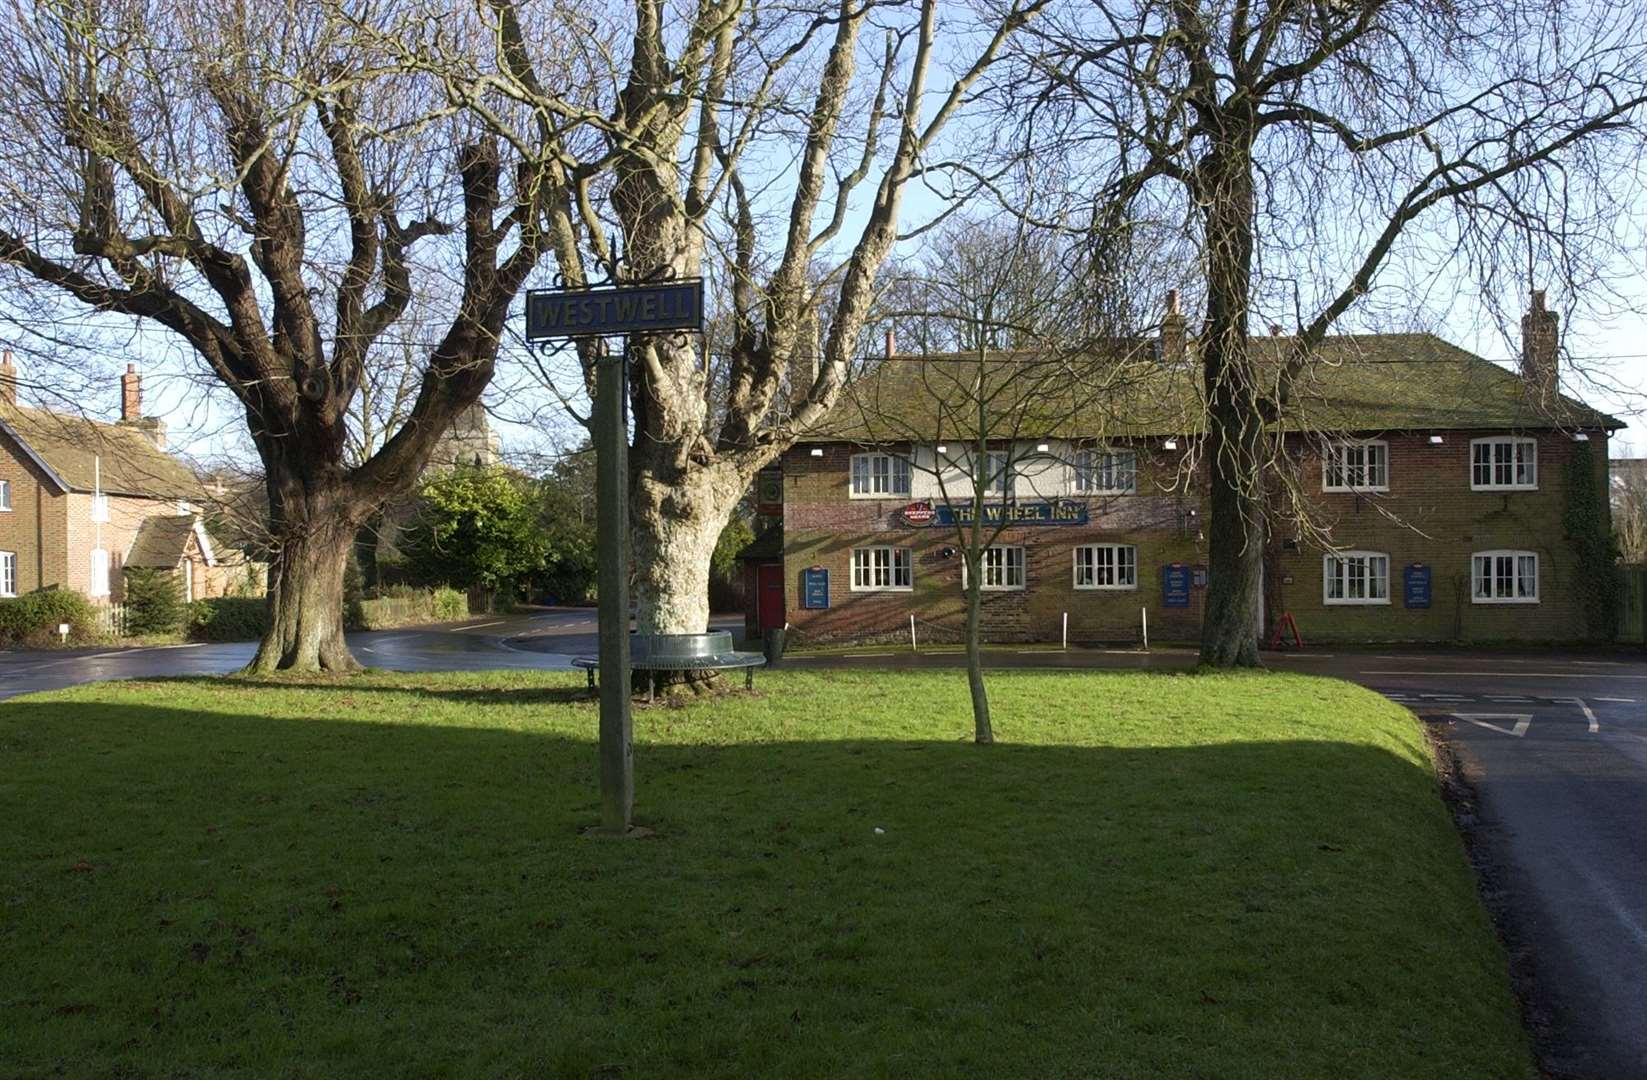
[1470,437,1537,490]
[1323,551,1390,604]
[964,546,1026,591]
[850,546,912,590]
[0,551,14,597]
[1472,551,1538,603]
[1074,449,1137,495]
[1073,544,1137,589]
[0,479,11,511]
[984,451,1013,497]
[1323,441,1389,492]
[849,452,911,498]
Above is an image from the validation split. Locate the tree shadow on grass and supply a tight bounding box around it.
[0,698,1531,1080]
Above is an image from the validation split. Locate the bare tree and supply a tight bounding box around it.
[997,0,1647,665]
[0,0,559,670]
[385,0,1055,646]
[1614,463,1647,565]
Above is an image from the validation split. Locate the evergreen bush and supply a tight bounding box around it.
[122,567,186,636]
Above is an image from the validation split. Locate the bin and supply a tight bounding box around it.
[762,628,786,667]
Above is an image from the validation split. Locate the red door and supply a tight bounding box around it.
[757,564,786,630]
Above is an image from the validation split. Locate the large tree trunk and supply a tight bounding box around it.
[248,463,369,674]
[1197,136,1265,668]
[628,464,741,636]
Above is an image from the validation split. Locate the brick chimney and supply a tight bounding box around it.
[0,349,15,406]
[884,328,896,359]
[121,363,142,421]
[1521,289,1559,402]
[1159,290,1186,365]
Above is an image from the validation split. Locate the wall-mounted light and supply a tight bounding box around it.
[809,447,824,457]
[1035,442,1050,453]
[1428,434,1444,445]
[1572,432,1591,442]
[936,444,947,454]
[1163,438,1179,450]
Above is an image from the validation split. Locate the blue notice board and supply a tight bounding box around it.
[1162,564,1192,609]
[802,566,830,609]
[1403,563,1432,608]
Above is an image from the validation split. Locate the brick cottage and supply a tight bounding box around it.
[743,293,1620,646]
[0,354,257,605]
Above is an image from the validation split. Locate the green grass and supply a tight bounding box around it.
[1,670,1530,1079]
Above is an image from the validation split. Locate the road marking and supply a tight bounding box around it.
[1488,696,1532,703]
[1555,697,1600,733]
[1457,713,1532,738]
[461,620,505,630]
[1364,670,1647,680]
[1017,648,1069,654]
[1422,694,1471,700]
[1596,696,1636,703]
[1572,660,1622,666]
[159,642,208,650]
[845,652,894,658]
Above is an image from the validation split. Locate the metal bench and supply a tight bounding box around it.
[572,630,767,701]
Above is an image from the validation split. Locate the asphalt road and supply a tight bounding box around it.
[4,623,1642,1077]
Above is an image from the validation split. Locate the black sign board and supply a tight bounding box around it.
[526,281,704,340]
[1403,563,1432,608]
[802,566,830,609]
[932,501,1089,527]
[1162,563,1192,608]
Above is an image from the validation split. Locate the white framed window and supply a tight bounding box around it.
[89,548,110,597]
[1074,449,1137,495]
[963,545,1026,591]
[1323,551,1390,605]
[1323,441,1389,492]
[0,478,11,511]
[1471,437,1537,490]
[984,450,1013,497]
[849,452,911,498]
[1472,550,1538,604]
[0,551,14,596]
[1073,544,1137,589]
[850,546,912,591]
[90,494,110,522]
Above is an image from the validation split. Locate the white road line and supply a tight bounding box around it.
[461,620,505,630]
[1556,697,1600,733]
[1488,696,1532,703]
[845,652,894,658]
[1572,660,1623,666]
[1363,670,1647,680]
[1457,712,1532,737]
[1595,696,1637,703]
[1421,694,1471,700]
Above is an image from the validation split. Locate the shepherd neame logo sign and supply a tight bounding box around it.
[526,281,704,340]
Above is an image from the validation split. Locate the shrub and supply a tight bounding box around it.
[354,586,470,630]
[0,588,99,648]
[122,567,186,636]
[188,597,269,643]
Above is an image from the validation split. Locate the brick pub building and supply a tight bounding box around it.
[743,293,1621,646]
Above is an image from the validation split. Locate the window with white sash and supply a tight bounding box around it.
[0,479,11,511]
[1073,544,1137,589]
[1073,449,1137,495]
[89,548,109,597]
[1323,551,1390,604]
[963,546,1026,591]
[850,546,912,591]
[1472,551,1538,603]
[849,452,912,498]
[1470,437,1537,490]
[0,551,15,596]
[1323,441,1389,492]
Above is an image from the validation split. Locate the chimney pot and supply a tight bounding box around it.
[1520,288,1560,405]
[0,349,15,406]
[884,329,895,358]
[121,365,142,422]
[1159,293,1187,365]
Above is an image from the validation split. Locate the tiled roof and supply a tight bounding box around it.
[125,515,201,569]
[0,403,198,498]
[809,333,1622,443]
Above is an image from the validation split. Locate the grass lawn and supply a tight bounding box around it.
[1,669,1529,1078]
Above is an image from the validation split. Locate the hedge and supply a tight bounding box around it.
[0,589,99,648]
[188,597,270,643]
[354,586,468,630]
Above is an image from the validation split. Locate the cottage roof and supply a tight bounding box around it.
[125,515,216,569]
[809,333,1622,443]
[0,402,199,498]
